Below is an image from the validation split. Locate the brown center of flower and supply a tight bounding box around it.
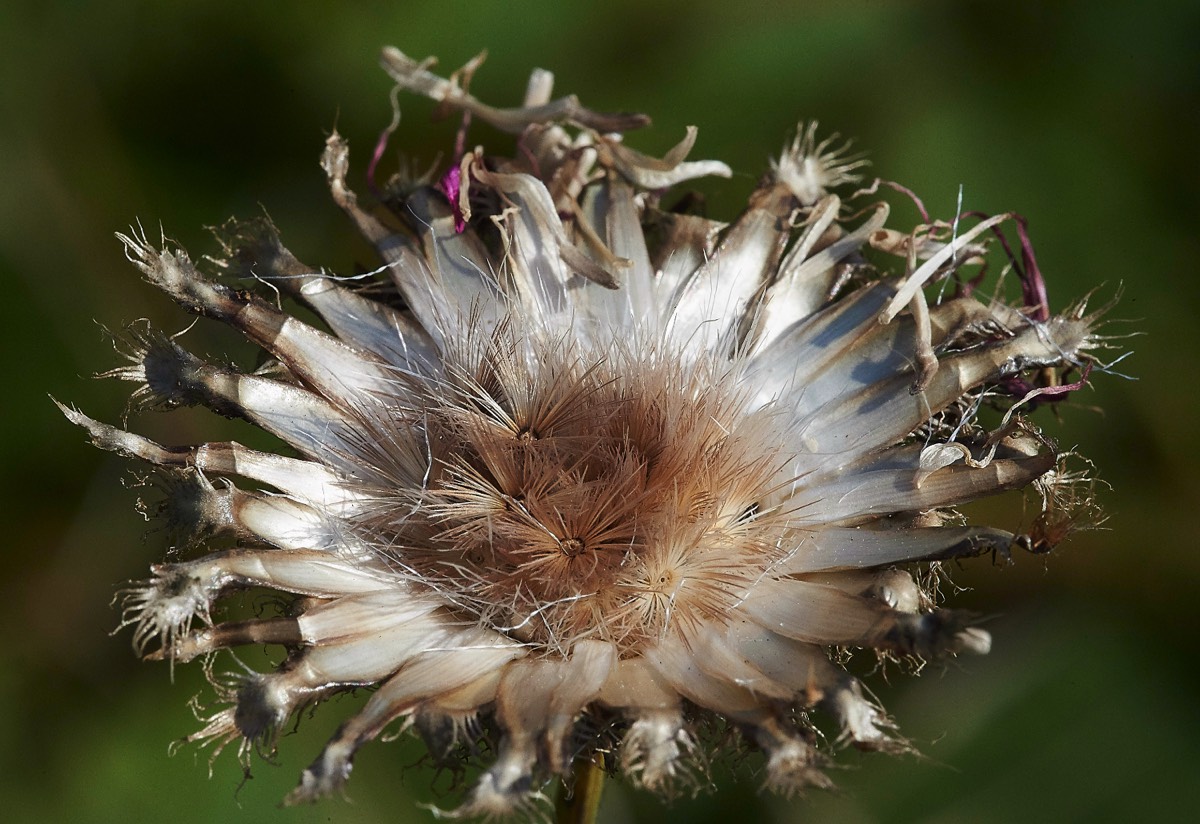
[359,336,791,654]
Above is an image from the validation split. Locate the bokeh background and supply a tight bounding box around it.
[3,1,1198,822]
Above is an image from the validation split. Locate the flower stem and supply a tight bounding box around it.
[555,753,606,824]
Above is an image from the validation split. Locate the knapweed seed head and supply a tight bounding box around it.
[62,47,1113,818]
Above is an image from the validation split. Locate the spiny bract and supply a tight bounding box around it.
[62,47,1109,818]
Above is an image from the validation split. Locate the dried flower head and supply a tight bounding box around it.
[62,47,1112,818]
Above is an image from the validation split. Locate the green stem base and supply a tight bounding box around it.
[555,753,607,824]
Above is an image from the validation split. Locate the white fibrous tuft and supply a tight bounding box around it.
[64,47,1115,818]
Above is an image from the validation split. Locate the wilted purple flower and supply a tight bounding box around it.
[62,47,1108,819]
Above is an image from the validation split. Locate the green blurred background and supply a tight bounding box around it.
[3,1,1198,821]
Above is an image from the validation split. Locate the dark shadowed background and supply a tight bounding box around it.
[2,1,1198,822]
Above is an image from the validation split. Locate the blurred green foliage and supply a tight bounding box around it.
[2,1,1198,822]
